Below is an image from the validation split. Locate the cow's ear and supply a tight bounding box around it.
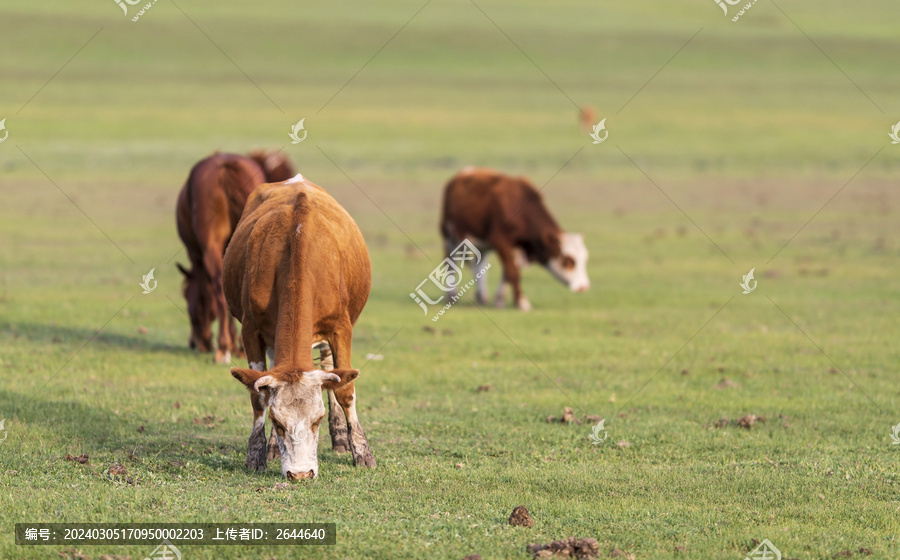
[231,368,281,392]
[176,263,191,278]
[322,368,359,390]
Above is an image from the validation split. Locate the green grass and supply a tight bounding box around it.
[2,0,900,558]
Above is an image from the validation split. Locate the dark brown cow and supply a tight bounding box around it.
[440,167,589,311]
[224,175,374,479]
[175,151,294,363]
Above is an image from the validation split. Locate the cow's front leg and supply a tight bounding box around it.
[248,391,269,471]
[243,327,268,471]
[334,383,375,467]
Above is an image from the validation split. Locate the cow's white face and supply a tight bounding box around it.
[546,232,590,292]
[254,370,338,479]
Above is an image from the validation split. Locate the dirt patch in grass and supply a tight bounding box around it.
[714,378,740,389]
[193,415,225,428]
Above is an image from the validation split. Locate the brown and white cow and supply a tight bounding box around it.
[223,175,374,479]
[440,167,589,311]
[175,151,295,363]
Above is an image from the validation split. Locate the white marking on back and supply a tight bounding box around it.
[283,173,304,185]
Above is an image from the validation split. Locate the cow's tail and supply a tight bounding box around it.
[279,190,318,373]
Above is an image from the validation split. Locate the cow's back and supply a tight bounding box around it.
[224,178,371,339]
[441,167,556,243]
[176,153,266,257]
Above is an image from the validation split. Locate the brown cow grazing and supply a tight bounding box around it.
[440,167,589,311]
[176,151,295,363]
[224,175,374,479]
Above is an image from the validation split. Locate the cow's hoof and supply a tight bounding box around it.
[516,297,532,312]
[246,458,267,472]
[494,299,506,309]
[214,350,231,364]
[353,452,376,468]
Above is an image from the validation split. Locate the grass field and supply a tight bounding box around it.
[1,1,900,559]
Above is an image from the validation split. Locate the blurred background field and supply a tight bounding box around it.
[1,1,899,558]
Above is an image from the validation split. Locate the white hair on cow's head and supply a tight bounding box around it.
[545,232,589,292]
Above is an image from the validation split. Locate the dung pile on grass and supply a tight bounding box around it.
[509,505,535,527]
[526,537,600,559]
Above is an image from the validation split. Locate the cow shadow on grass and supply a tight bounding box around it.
[0,389,263,476]
[1,385,358,479]
[3,321,195,356]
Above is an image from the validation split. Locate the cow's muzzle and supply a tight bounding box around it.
[286,469,315,480]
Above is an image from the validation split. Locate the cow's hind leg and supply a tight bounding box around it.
[230,313,245,360]
[327,389,350,454]
[492,238,529,310]
[475,253,490,305]
[317,342,351,454]
[243,326,268,471]
[205,249,233,364]
[330,327,375,468]
[443,236,461,301]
